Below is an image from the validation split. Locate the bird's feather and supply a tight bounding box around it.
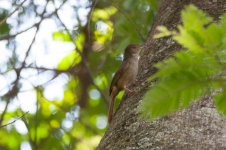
[109,61,130,95]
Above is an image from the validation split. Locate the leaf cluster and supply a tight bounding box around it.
[141,5,226,120]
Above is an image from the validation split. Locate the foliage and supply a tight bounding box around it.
[0,10,10,35]
[141,5,226,120]
[0,0,158,149]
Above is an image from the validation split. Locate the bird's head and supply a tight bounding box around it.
[124,44,141,59]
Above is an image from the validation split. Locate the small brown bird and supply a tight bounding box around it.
[108,44,141,123]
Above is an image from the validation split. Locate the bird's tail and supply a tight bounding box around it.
[108,94,116,123]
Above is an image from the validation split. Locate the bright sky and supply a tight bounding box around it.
[0,0,108,149]
[0,0,78,113]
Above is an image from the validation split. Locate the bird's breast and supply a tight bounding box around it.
[117,58,139,89]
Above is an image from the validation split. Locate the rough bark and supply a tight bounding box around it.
[97,0,226,149]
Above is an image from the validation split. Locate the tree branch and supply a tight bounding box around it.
[87,0,99,43]
[55,12,109,106]
[0,111,29,128]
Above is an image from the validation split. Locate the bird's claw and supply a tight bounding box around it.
[125,87,133,93]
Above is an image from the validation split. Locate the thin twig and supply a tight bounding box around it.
[0,100,10,126]
[0,0,28,26]
[0,111,29,128]
[0,25,35,41]
[24,66,76,74]
[22,116,35,148]
[0,0,67,41]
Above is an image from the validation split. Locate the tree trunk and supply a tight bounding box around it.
[97,0,226,149]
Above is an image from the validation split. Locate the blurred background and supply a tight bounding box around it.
[0,0,158,149]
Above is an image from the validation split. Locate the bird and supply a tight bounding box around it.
[108,44,141,123]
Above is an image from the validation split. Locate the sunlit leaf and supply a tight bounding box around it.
[63,89,76,105]
[214,86,226,115]
[57,51,81,70]
[181,5,212,31]
[74,33,85,51]
[154,26,175,38]
[52,31,71,42]
[50,120,60,128]
[36,123,50,140]
[94,21,114,43]
[92,6,117,21]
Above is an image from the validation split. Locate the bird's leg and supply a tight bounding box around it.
[124,86,133,93]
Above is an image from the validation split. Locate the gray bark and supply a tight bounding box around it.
[97,0,226,149]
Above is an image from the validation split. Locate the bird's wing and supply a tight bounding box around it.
[109,61,130,95]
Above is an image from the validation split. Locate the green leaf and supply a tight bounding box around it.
[181,5,212,31]
[214,87,226,115]
[0,11,11,35]
[74,33,85,51]
[219,14,226,48]
[143,51,223,119]
[154,26,175,38]
[173,26,205,53]
[203,23,222,49]
[92,6,117,21]
[52,31,71,42]
[141,71,212,120]
[57,51,81,70]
